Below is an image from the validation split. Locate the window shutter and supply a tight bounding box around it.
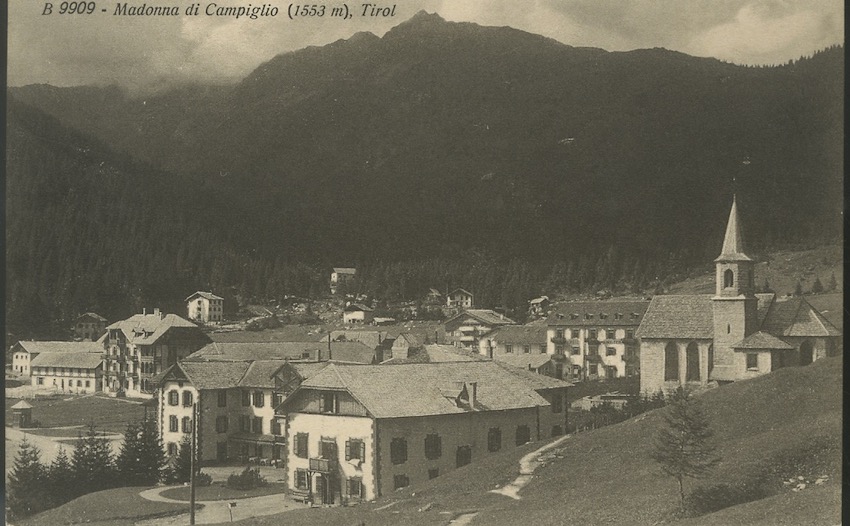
[345,439,351,461]
[360,441,366,460]
[318,394,325,413]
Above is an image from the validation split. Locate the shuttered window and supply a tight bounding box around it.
[345,438,366,461]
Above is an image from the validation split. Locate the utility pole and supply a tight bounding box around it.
[190,402,198,525]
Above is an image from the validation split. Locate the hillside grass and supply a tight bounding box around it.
[18,487,196,526]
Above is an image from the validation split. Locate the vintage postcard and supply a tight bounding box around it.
[6,1,843,524]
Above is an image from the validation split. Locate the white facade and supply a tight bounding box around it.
[30,365,101,394]
[186,293,223,324]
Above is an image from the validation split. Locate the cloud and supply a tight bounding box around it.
[685,1,843,64]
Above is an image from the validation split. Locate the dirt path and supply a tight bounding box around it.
[489,434,571,500]
[136,486,306,525]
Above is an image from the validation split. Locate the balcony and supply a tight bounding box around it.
[550,336,567,345]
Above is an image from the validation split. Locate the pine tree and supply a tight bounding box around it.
[117,419,166,486]
[651,388,720,508]
[47,446,76,507]
[171,434,193,484]
[794,280,803,296]
[72,423,117,494]
[827,272,837,291]
[811,276,824,294]
[7,439,49,519]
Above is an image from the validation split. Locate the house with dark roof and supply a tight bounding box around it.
[11,340,103,376]
[528,296,550,316]
[343,303,374,325]
[546,300,649,382]
[30,351,104,393]
[186,341,378,365]
[330,267,356,294]
[444,309,516,349]
[446,288,474,309]
[275,361,570,504]
[104,309,210,395]
[185,291,224,324]
[637,197,842,394]
[477,325,567,379]
[72,312,108,341]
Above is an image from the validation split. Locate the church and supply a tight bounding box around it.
[637,197,841,395]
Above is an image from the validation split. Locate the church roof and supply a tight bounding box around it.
[636,295,714,339]
[760,297,842,337]
[731,331,795,350]
[715,196,753,262]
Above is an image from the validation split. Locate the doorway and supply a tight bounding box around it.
[800,340,814,366]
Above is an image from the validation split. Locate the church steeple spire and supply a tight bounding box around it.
[715,195,753,262]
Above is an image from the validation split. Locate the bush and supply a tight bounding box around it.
[196,471,213,487]
[227,467,267,490]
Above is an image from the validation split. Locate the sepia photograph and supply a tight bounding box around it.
[5,1,843,524]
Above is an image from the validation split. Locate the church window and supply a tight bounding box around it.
[724,269,734,288]
[664,342,678,381]
[686,342,700,381]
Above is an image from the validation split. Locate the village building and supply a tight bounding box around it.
[155,359,287,464]
[72,312,108,340]
[185,292,224,324]
[637,197,842,394]
[546,300,649,382]
[10,340,103,376]
[330,267,357,294]
[446,288,474,309]
[103,309,211,395]
[528,296,550,316]
[30,351,104,393]
[276,361,570,504]
[343,303,374,325]
[444,309,516,349]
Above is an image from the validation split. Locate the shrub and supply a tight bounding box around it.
[196,471,213,487]
[227,467,267,490]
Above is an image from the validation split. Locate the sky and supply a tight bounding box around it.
[7,0,843,92]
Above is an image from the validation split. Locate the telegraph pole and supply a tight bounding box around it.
[190,402,197,525]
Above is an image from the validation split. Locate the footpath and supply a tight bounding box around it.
[135,486,306,525]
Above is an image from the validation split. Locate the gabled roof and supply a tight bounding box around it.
[449,288,473,297]
[185,291,223,302]
[636,295,714,339]
[548,300,650,327]
[394,332,424,348]
[493,360,572,390]
[107,313,200,345]
[14,341,104,356]
[344,303,373,312]
[167,361,252,390]
[715,196,753,262]
[76,312,107,322]
[529,296,550,305]
[287,361,567,418]
[485,325,547,345]
[444,309,516,328]
[333,267,356,275]
[493,353,555,371]
[731,331,794,350]
[240,360,288,388]
[31,352,103,369]
[11,400,33,410]
[760,296,842,337]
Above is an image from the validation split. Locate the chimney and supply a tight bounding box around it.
[143,308,146,315]
[468,382,478,409]
[154,308,161,319]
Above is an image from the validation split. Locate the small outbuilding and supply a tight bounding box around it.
[11,400,33,428]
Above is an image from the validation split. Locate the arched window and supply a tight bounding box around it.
[664,342,679,381]
[686,342,700,381]
[724,269,734,288]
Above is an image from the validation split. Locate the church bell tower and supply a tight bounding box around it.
[712,195,759,374]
